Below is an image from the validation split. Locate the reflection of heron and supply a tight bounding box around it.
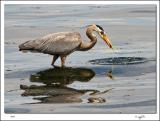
[30,67,95,86]
[20,67,95,103]
[20,84,108,103]
[20,67,113,104]
[20,84,87,103]
[19,24,113,67]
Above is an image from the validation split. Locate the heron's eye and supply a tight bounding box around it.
[100,31,104,35]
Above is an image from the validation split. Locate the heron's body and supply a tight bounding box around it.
[19,32,82,55]
[19,24,113,67]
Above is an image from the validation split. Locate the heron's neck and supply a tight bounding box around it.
[79,28,97,51]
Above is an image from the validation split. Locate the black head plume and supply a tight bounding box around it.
[96,25,104,31]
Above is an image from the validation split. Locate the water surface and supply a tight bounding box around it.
[4,4,156,114]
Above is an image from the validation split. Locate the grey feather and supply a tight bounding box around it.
[19,32,82,55]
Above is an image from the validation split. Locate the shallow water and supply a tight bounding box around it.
[4,4,156,113]
[89,57,150,65]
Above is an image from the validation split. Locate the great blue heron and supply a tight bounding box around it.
[19,24,113,67]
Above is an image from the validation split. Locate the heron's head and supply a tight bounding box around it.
[91,24,113,49]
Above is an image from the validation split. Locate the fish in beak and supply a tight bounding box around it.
[100,31,113,49]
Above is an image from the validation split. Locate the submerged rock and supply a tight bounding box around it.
[88,97,106,103]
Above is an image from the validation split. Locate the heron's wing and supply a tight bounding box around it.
[35,32,82,54]
[19,32,82,55]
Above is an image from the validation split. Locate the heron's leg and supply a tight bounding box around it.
[60,55,66,67]
[51,55,59,66]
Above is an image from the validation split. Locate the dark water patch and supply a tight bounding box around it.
[89,57,148,65]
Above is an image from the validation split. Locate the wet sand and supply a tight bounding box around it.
[4,4,156,113]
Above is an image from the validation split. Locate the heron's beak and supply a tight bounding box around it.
[101,33,113,49]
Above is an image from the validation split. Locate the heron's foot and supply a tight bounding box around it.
[51,64,60,68]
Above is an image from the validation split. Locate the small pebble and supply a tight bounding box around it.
[88,97,106,103]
